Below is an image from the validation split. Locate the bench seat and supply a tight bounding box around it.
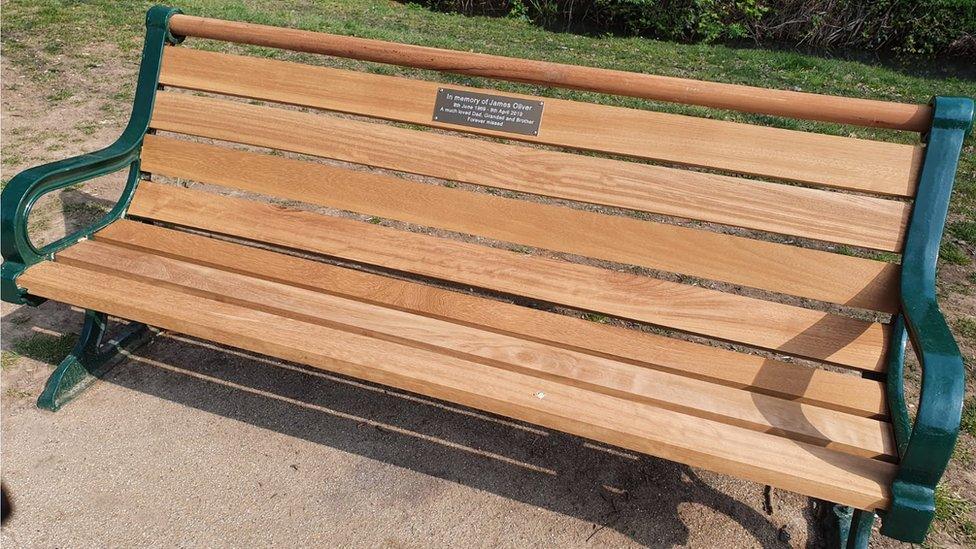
[22,215,895,511]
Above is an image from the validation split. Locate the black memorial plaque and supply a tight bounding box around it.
[433,88,544,136]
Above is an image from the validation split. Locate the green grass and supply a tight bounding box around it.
[962,396,976,438]
[583,312,610,323]
[4,387,32,399]
[957,317,976,341]
[45,88,73,102]
[940,242,972,266]
[951,221,976,245]
[10,332,77,365]
[934,484,976,544]
[1,351,20,371]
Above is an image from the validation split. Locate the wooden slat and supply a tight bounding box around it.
[166,15,931,133]
[159,47,922,196]
[127,182,890,371]
[141,135,900,312]
[97,220,889,419]
[19,260,897,510]
[57,238,896,460]
[152,91,921,202]
[141,120,910,254]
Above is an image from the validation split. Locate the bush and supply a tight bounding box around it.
[415,0,976,56]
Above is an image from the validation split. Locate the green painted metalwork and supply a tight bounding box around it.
[834,506,875,549]
[879,95,973,544]
[0,5,182,305]
[37,311,153,411]
[885,313,911,457]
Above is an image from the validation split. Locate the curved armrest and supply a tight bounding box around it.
[880,96,973,543]
[0,4,184,305]
[881,298,966,543]
[0,142,142,271]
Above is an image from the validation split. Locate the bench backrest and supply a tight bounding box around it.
[131,15,934,375]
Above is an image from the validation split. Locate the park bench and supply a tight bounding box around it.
[1,6,972,547]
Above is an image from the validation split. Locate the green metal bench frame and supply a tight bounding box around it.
[0,6,972,547]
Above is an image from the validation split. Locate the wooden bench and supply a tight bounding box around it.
[2,6,972,547]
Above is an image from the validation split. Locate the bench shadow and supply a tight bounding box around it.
[747,270,897,502]
[3,304,803,548]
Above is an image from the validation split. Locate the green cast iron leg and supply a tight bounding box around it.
[834,505,875,549]
[36,310,152,412]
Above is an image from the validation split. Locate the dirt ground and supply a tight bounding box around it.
[0,17,971,549]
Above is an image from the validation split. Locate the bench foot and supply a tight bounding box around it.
[37,310,152,412]
[834,505,874,549]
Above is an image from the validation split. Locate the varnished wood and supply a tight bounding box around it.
[141,135,900,311]
[141,79,911,250]
[166,16,931,132]
[150,89,921,196]
[57,238,896,460]
[127,182,890,371]
[159,47,922,196]
[19,260,897,510]
[97,220,889,419]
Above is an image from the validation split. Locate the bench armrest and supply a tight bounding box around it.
[880,96,973,543]
[0,4,183,305]
[0,144,143,302]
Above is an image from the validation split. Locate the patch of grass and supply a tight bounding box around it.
[510,245,532,254]
[27,212,52,233]
[367,216,382,224]
[45,88,73,102]
[63,201,109,220]
[956,317,976,341]
[583,313,610,323]
[953,443,974,468]
[962,396,976,438]
[934,485,976,544]
[4,388,32,399]
[73,121,100,136]
[950,221,976,245]
[10,332,77,365]
[940,242,972,266]
[2,153,24,167]
[1,351,20,371]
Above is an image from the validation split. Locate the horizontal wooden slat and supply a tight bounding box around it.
[19,260,897,510]
[127,182,890,371]
[97,220,889,419]
[143,103,911,254]
[159,47,922,196]
[167,16,930,132]
[57,239,896,460]
[141,135,900,312]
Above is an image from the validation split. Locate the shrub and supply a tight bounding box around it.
[414,0,976,56]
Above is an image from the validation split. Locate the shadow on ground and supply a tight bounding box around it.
[2,303,826,548]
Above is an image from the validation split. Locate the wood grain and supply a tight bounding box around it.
[97,220,889,419]
[19,260,897,510]
[57,238,896,460]
[158,47,922,196]
[141,120,910,252]
[141,135,900,311]
[127,182,891,371]
[165,17,931,132]
[151,90,921,198]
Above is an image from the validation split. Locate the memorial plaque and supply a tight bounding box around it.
[433,88,544,136]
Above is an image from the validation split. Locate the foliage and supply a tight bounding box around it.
[417,0,976,56]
